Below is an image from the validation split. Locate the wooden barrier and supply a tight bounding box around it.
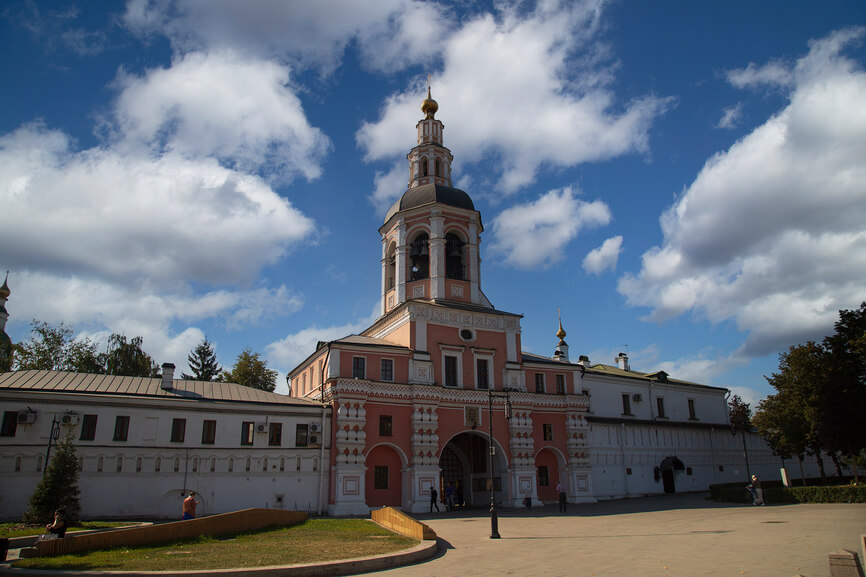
[33,508,307,558]
[371,507,436,541]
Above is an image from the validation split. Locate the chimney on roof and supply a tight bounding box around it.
[615,352,629,371]
[577,355,589,367]
[161,363,175,390]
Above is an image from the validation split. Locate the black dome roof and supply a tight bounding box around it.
[384,183,475,223]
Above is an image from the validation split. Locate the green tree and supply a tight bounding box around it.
[727,394,752,430]
[182,337,221,381]
[821,302,866,481]
[13,321,102,373]
[103,334,159,377]
[220,348,277,392]
[761,341,829,481]
[23,431,81,525]
[753,393,810,485]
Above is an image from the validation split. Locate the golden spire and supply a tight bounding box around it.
[421,75,438,119]
[0,271,9,299]
[556,309,566,340]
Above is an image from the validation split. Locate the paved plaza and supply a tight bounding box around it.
[380,493,866,577]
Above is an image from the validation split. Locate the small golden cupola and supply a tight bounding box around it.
[554,313,570,362]
[421,84,438,119]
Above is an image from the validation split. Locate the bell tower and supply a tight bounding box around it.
[379,87,490,316]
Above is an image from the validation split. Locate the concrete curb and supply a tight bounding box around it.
[0,539,438,577]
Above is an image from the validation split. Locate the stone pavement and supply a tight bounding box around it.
[376,493,866,577]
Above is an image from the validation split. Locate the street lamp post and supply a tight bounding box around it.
[487,386,512,540]
[43,416,61,478]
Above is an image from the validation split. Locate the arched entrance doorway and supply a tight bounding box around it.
[365,445,404,507]
[439,432,508,508]
[659,456,685,494]
[535,448,563,503]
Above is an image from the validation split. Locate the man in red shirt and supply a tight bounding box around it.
[182,491,198,519]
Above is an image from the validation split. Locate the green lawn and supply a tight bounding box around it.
[12,519,420,572]
[0,521,135,539]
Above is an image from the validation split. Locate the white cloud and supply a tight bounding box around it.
[716,103,743,129]
[357,1,672,194]
[265,307,380,372]
[490,187,611,269]
[111,50,330,182]
[123,0,446,75]
[0,123,316,287]
[370,161,409,213]
[583,235,623,275]
[4,271,303,375]
[618,28,866,356]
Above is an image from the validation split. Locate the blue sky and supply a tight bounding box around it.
[1,0,865,404]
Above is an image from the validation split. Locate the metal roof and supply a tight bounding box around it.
[0,370,322,406]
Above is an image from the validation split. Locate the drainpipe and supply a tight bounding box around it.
[648,378,655,420]
[620,422,628,497]
[317,343,331,516]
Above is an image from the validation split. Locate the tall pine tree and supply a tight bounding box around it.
[24,431,81,525]
[182,337,221,381]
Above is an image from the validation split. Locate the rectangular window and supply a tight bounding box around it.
[379,415,393,436]
[476,358,489,390]
[686,467,693,476]
[170,418,186,442]
[202,420,216,444]
[374,465,389,489]
[1,412,19,437]
[537,465,549,486]
[656,397,666,418]
[688,399,697,420]
[626,467,633,475]
[269,422,282,446]
[556,374,565,394]
[113,416,130,441]
[444,356,458,387]
[621,394,631,416]
[380,359,394,382]
[295,424,309,447]
[241,421,254,445]
[79,414,98,440]
[535,373,545,393]
[352,357,366,379]
[543,423,553,441]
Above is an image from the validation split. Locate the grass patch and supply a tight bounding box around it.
[0,521,136,539]
[12,519,419,572]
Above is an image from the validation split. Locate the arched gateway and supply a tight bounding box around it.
[439,432,508,508]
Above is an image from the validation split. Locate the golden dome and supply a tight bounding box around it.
[556,318,566,340]
[421,85,438,119]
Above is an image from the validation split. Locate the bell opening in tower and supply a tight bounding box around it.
[409,233,430,281]
[445,232,466,280]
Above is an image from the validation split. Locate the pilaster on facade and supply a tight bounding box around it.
[565,411,590,469]
[405,402,441,513]
[409,352,435,385]
[334,399,367,466]
[506,408,538,508]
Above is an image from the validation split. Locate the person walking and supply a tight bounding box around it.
[182,491,199,519]
[750,475,765,505]
[430,487,440,512]
[556,481,567,513]
[444,482,455,511]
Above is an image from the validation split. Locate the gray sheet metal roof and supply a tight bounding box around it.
[0,370,322,406]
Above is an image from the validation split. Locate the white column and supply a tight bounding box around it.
[430,211,445,299]
[468,221,480,304]
[395,220,407,306]
[380,238,388,316]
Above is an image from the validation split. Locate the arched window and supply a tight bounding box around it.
[192,457,198,472]
[97,456,104,472]
[422,159,429,177]
[280,457,285,472]
[409,233,430,281]
[136,457,142,472]
[445,233,466,280]
[435,158,442,177]
[116,457,123,473]
[262,458,268,472]
[173,456,180,472]
[228,457,234,472]
[210,458,216,472]
[385,242,396,290]
[245,457,251,472]
[296,457,302,471]
[15,456,21,472]
[155,457,161,472]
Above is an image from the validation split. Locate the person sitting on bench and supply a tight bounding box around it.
[46,509,67,538]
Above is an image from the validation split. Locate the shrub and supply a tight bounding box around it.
[709,481,866,504]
